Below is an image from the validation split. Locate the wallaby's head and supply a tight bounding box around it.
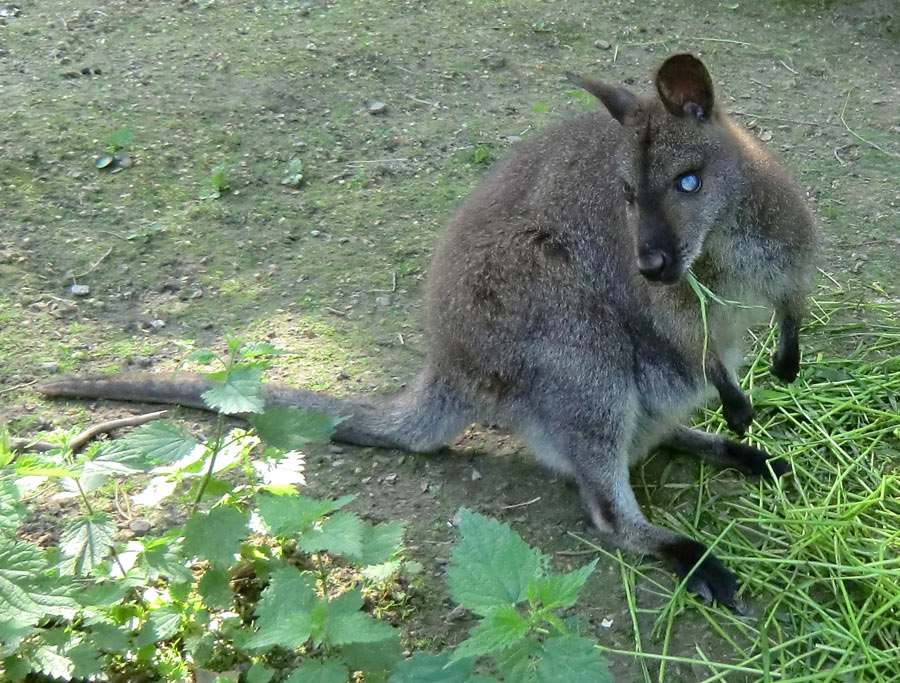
[568,54,744,285]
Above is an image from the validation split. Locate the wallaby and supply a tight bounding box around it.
[39,54,818,610]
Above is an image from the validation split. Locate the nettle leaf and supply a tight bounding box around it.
[298,510,364,558]
[253,448,306,491]
[496,638,541,682]
[319,588,395,646]
[135,604,182,647]
[60,512,116,576]
[246,567,317,650]
[98,420,197,469]
[355,520,405,566]
[0,616,35,658]
[285,658,349,683]
[202,366,265,414]
[183,349,218,365]
[527,559,598,611]
[26,645,74,680]
[241,342,288,358]
[67,640,105,680]
[245,662,275,683]
[451,606,530,662]
[0,479,27,534]
[251,406,344,450]
[341,634,403,678]
[136,537,192,583]
[85,619,131,652]
[534,636,611,683]
[388,652,476,683]
[255,493,356,537]
[198,568,233,611]
[0,538,78,620]
[183,505,249,568]
[14,454,77,478]
[447,509,546,616]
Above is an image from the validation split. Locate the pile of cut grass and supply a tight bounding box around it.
[585,284,900,681]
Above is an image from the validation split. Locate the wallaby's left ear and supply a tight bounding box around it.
[655,53,715,121]
[565,72,638,124]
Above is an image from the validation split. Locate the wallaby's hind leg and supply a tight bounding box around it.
[664,426,790,478]
[331,371,474,453]
[524,417,741,610]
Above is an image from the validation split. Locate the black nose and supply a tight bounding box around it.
[638,249,667,280]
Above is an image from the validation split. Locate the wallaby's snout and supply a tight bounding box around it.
[637,212,682,283]
[637,247,674,282]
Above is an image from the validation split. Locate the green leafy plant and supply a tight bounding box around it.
[394,509,610,682]
[473,145,492,165]
[200,164,231,199]
[280,158,304,187]
[105,128,134,153]
[3,341,610,682]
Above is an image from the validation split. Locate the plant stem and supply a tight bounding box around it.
[192,412,225,514]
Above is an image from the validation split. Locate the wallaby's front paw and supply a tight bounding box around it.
[660,538,744,613]
[723,441,791,478]
[772,347,800,383]
[722,396,754,436]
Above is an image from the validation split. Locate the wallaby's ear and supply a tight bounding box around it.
[565,72,637,123]
[655,53,715,121]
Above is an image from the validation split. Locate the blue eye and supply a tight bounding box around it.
[676,172,701,193]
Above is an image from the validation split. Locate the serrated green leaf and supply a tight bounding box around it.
[534,636,611,683]
[26,645,73,679]
[183,349,218,364]
[67,641,105,679]
[86,620,131,652]
[245,661,275,683]
[183,505,249,568]
[0,480,27,534]
[136,537,192,583]
[2,653,31,679]
[14,454,77,478]
[135,604,182,646]
[361,559,402,583]
[355,520,405,566]
[251,406,343,450]
[285,658,349,683]
[241,342,288,358]
[0,538,78,620]
[0,617,35,658]
[246,567,317,650]
[255,493,356,537]
[254,447,306,489]
[451,606,530,662]
[202,366,265,414]
[388,652,476,683]
[527,559,597,611]
[298,510,364,557]
[496,638,541,682]
[341,634,403,678]
[101,420,198,468]
[320,588,395,646]
[60,512,116,576]
[198,568,233,610]
[447,509,545,616]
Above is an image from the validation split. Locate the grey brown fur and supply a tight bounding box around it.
[40,54,818,609]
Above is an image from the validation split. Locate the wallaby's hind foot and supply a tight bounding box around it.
[666,427,791,478]
[658,538,744,613]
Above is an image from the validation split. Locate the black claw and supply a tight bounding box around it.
[723,398,754,436]
[659,538,740,611]
[723,441,790,479]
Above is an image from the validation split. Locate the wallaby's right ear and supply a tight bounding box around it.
[565,72,637,123]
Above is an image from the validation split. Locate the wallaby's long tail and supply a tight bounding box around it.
[38,372,473,453]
